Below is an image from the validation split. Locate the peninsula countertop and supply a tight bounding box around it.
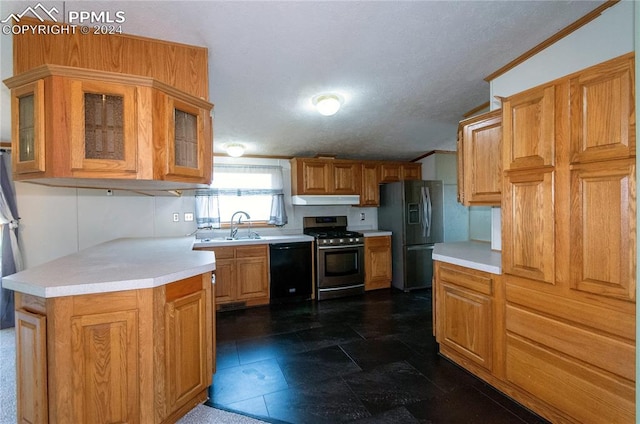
[433,241,501,275]
[3,236,216,298]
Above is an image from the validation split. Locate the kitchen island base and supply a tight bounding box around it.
[14,273,214,424]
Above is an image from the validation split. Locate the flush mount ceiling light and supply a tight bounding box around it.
[224,143,245,157]
[312,94,342,116]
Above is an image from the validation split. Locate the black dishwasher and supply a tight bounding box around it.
[269,242,313,304]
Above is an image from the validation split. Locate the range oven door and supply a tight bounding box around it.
[317,244,364,290]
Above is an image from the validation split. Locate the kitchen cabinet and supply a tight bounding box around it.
[500,53,635,424]
[364,236,392,290]
[434,262,498,372]
[290,158,360,195]
[201,245,270,309]
[14,273,214,424]
[457,110,502,206]
[11,79,45,175]
[5,67,213,190]
[401,163,422,180]
[5,20,213,192]
[379,162,422,183]
[359,162,381,206]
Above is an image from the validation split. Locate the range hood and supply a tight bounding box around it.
[291,195,360,206]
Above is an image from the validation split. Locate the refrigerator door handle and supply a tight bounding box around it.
[421,187,432,238]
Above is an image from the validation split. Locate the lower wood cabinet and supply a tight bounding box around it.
[364,236,392,290]
[434,262,497,372]
[14,273,214,424]
[201,245,270,309]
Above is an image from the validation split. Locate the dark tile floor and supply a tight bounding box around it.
[206,289,550,424]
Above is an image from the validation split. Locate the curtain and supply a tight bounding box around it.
[195,190,221,229]
[0,151,23,329]
[268,193,287,226]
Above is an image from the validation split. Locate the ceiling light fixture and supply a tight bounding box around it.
[224,143,245,157]
[313,94,342,116]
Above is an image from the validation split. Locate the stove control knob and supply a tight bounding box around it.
[328,239,334,244]
[339,238,345,244]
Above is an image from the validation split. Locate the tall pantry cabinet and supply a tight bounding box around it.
[501,53,635,423]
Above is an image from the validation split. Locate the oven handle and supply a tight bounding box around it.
[317,244,364,250]
[318,284,365,292]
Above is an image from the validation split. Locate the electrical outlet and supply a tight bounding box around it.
[184,212,194,222]
[172,213,180,222]
[360,212,365,221]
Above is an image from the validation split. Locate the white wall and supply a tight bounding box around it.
[490,0,634,106]
[16,183,199,268]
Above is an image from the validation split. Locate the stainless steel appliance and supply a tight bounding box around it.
[378,180,444,291]
[269,242,313,304]
[303,216,365,300]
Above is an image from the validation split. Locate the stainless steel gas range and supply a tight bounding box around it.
[303,216,365,300]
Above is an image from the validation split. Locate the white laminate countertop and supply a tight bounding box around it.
[193,234,314,248]
[3,236,216,298]
[433,241,502,275]
[358,230,393,237]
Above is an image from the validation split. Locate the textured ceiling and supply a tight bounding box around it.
[0,0,606,161]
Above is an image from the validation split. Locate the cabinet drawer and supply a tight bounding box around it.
[212,246,235,259]
[439,264,493,296]
[235,245,268,258]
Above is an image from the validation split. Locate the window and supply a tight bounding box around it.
[195,164,287,228]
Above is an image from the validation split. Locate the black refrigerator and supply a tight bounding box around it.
[378,180,444,291]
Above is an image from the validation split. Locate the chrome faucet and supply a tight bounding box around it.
[229,211,250,239]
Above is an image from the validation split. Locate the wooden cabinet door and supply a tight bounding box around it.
[214,258,235,303]
[456,124,465,203]
[166,95,212,182]
[70,310,139,424]
[70,79,138,174]
[360,163,380,206]
[11,80,45,175]
[364,236,392,290]
[236,256,269,300]
[331,162,360,194]
[439,283,492,371]
[300,160,331,194]
[503,83,558,170]
[380,163,401,183]
[461,110,502,205]
[570,54,635,163]
[570,159,635,301]
[15,309,48,424]
[401,163,422,180]
[165,288,209,412]
[502,168,555,285]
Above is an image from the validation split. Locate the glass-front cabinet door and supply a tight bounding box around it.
[11,80,45,174]
[70,79,138,174]
[167,97,209,180]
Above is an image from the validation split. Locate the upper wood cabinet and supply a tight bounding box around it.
[360,162,381,207]
[5,18,213,192]
[5,66,213,190]
[11,80,45,175]
[290,158,360,195]
[379,162,422,183]
[458,110,502,206]
[569,54,635,163]
[502,83,557,171]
